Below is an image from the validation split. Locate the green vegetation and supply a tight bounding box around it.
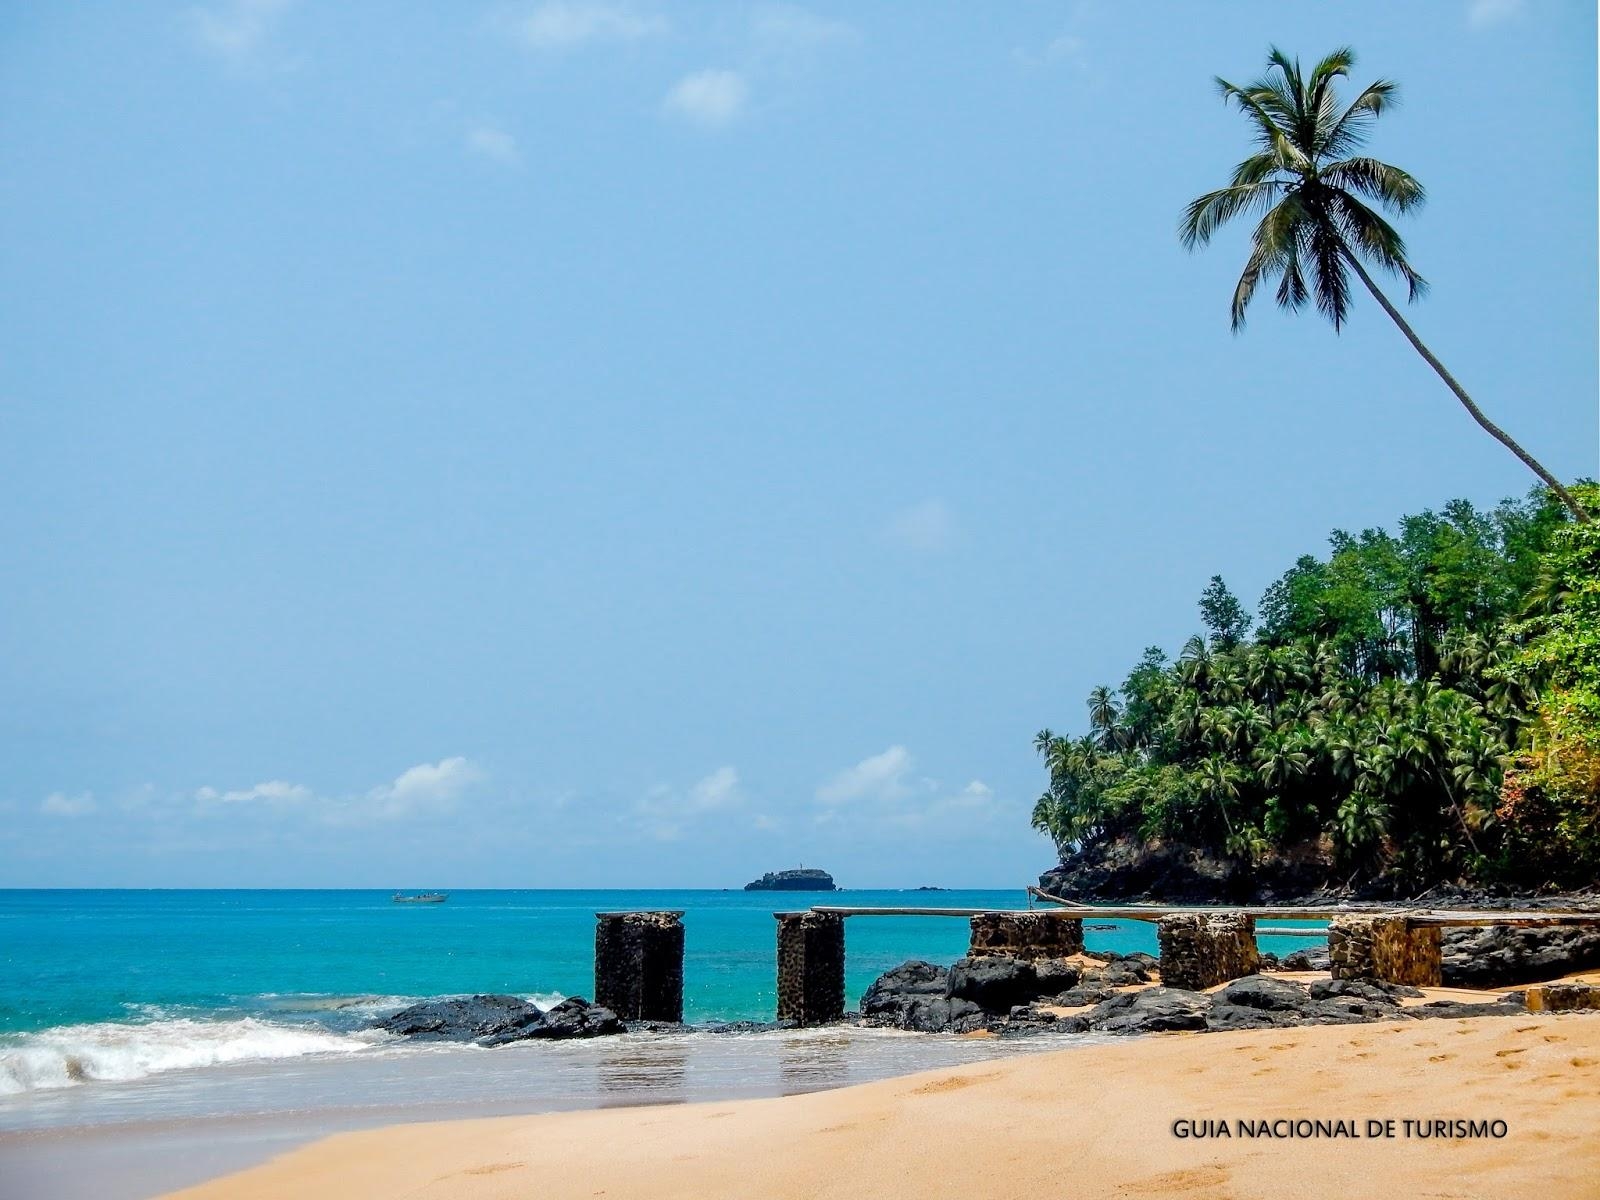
[1181,47,1588,523]
[1032,484,1600,891]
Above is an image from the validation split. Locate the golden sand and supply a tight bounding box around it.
[164,1013,1600,1200]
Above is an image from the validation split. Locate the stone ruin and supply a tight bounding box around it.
[594,911,685,1023]
[967,911,1085,959]
[1157,912,1260,991]
[775,911,845,1025]
[1329,914,1441,988]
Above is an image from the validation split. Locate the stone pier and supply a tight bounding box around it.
[968,911,1084,959]
[775,911,845,1025]
[594,911,685,1023]
[1157,912,1259,990]
[1328,914,1441,987]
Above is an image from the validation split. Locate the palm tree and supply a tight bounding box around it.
[1181,47,1588,524]
[1086,686,1124,751]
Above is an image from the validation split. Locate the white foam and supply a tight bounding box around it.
[0,1017,384,1095]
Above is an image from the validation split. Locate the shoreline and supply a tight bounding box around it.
[159,1014,1600,1200]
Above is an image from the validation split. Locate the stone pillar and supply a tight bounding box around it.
[1327,915,1375,981]
[968,911,1085,959]
[594,911,685,1023]
[1329,915,1441,987]
[1526,983,1600,1012]
[1157,913,1259,990]
[775,912,845,1025]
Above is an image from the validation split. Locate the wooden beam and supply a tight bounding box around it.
[809,904,1600,927]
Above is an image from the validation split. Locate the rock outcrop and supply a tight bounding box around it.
[1441,925,1600,988]
[744,868,838,892]
[854,960,1527,1038]
[373,994,624,1045]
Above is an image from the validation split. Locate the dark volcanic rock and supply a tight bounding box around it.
[1310,978,1395,1006]
[1049,985,1119,1008]
[374,994,543,1042]
[860,960,980,1032]
[1406,998,1525,1021]
[504,996,625,1042]
[946,956,1040,1014]
[1213,975,1311,1012]
[1032,959,1082,994]
[1083,987,1209,1034]
[861,961,948,1014]
[1205,1003,1302,1031]
[1100,959,1151,987]
[1441,925,1600,989]
[744,868,837,892]
[1281,946,1332,972]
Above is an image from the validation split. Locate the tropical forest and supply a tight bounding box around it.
[1032,482,1600,896]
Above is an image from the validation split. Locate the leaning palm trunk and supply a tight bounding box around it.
[1342,250,1589,524]
[1182,47,1588,526]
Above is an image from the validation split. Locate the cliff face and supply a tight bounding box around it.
[1038,837,1341,905]
[744,868,838,892]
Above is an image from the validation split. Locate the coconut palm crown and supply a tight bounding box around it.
[1181,46,1588,523]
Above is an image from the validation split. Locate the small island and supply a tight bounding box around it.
[743,868,837,892]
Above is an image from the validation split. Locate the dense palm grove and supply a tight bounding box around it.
[1032,483,1600,892]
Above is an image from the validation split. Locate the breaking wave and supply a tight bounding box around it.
[0,991,568,1095]
[0,1016,384,1095]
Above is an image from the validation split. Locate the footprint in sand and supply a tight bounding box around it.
[1495,1048,1527,1057]
[1570,1057,1595,1068]
[1502,1060,1525,1070]
[1428,1054,1454,1063]
[911,1071,999,1095]
[1542,1034,1566,1043]
[1515,1025,1542,1033]
[463,1163,526,1177]
[1121,1164,1232,1195]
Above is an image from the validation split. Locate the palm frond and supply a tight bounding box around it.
[1229,151,1283,187]
[1231,191,1308,330]
[1274,238,1310,312]
[1216,78,1309,170]
[1328,189,1429,300]
[1321,156,1425,213]
[1318,80,1396,160]
[1306,46,1355,114]
[1308,216,1354,329]
[1179,180,1283,249]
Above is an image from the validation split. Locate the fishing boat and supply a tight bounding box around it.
[391,892,448,904]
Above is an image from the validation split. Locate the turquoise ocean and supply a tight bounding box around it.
[0,889,1325,1148]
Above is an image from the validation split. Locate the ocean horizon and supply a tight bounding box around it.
[0,887,1331,1115]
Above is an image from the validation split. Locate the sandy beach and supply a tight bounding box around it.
[164,1013,1600,1200]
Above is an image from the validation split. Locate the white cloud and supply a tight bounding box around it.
[466,125,522,167]
[184,758,483,825]
[816,745,913,805]
[508,2,668,50]
[664,69,748,127]
[687,765,742,812]
[632,766,746,840]
[751,4,857,53]
[885,498,956,552]
[363,757,484,821]
[1467,0,1524,28]
[41,792,97,818]
[195,780,313,813]
[188,0,293,61]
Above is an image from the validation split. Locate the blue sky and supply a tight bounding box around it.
[1,1,1595,888]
